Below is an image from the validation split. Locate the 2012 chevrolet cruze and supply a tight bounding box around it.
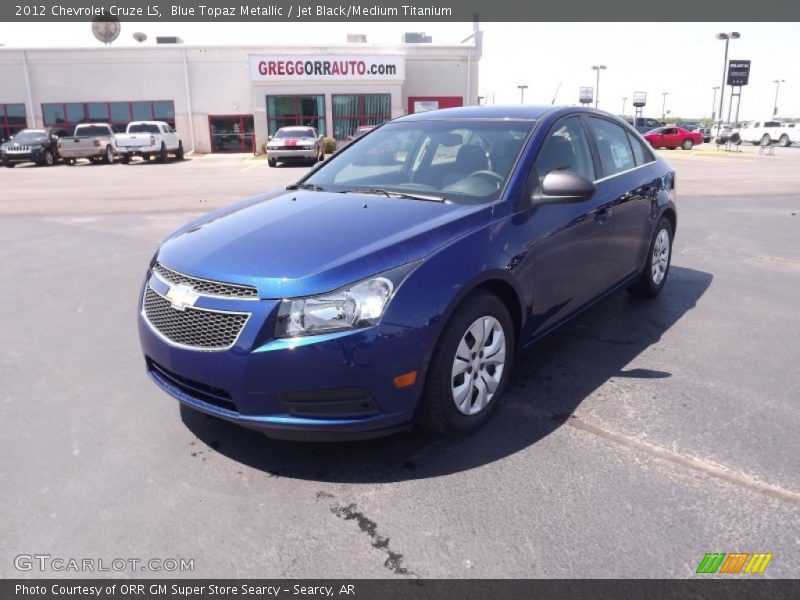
[138,106,676,440]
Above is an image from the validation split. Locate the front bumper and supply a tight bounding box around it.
[266,148,317,161]
[1,149,44,163]
[138,272,429,441]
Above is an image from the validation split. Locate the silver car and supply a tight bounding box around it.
[266,126,324,167]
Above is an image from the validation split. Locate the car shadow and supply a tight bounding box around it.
[181,265,712,483]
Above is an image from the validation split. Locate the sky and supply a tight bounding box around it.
[1,21,798,121]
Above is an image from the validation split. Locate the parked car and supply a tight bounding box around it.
[736,120,795,147]
[643,126,703,150]
[115,121,184,163]
[58,123,118,165]
[624,116,663,134]
[138,105,677,441]
[0,127,68,167]
[265,126,324,167]
[347,125,376,141]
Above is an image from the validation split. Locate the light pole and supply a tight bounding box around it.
[517,85,528,104]
[772,79,785,116]
[622,96,627,117]
[591,65,606,108]
[661,92,669,121]
[715,32,740,133]
[711,86,720,122]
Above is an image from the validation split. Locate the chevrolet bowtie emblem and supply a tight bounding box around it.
[165,283,200,311]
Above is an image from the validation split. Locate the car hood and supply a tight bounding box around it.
[156,190,490,298]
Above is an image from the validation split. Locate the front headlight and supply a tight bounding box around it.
[275,263,418,338]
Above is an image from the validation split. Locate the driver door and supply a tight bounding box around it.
[527,116,615,337]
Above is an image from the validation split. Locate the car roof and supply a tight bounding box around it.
[279,126,315,131]
[398,105,555,122]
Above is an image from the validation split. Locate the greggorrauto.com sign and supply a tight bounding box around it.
[249,54,405,81]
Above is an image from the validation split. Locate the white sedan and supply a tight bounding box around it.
[266,127,324,167]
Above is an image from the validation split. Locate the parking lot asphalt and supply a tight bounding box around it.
[1,146,799,578]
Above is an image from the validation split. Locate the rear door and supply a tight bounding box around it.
[585,117,658,283]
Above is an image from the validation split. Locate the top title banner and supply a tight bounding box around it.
[5,0,800,21]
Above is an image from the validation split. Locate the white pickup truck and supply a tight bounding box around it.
[58,123,118,165]
[115,121,185,163]
[736,119,795,147]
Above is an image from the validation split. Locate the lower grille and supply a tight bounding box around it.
[148,359,238,414]
[143,287,249,350]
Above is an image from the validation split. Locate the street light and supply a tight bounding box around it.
[772,79,785,116]
[711,86,720,122]
[661,92,669,121]
[591,65,606,109]
[715,32,741,134]
[517,84,528,104]
[622,96,628,117]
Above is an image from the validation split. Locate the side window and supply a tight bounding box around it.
[587,117,637,177]
[627,132,653,166]
[647,119,661,128]
[533,116,595,184]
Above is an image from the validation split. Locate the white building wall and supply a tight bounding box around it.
[0,38,481,154]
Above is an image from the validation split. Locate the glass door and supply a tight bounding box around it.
[209,115,255,153]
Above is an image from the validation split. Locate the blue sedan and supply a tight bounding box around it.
[138,105,676,440]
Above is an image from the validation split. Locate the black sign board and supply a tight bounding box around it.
[727,60,751,86]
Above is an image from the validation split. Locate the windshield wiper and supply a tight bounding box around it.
[339,188,446,203]
[286,182,325,191]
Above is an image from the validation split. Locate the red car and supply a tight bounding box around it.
[643,126,703,150]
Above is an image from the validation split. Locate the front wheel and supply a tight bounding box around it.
[104,146,114,164]
[176,142,185,160]
[681,139,694,150]
[65,158,76,166]
[119,155,130,164]
[4,162,15,168]
[158,144,167,163]
[418,290,515,435]
[627,217,673,298]
[761,134,771,146]
[268,158,277,167]
[42,150,55,166]
[779,135,791,148]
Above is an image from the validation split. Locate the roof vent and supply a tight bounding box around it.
[156,36,184,44]
[347,34,367,43]
[403,32,432,43]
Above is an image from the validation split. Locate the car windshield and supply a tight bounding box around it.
[303,119,535,204]
[128,124,161,134]
[276,128,315,138]
[12,130,47,140]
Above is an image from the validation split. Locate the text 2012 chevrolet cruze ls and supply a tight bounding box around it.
[139,106,676,440]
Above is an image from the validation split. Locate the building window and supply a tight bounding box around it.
[42,101,175,133]
[0,104,27,143]
[332,94,390,140]
[267,95,325,137]
[209,115,255,153]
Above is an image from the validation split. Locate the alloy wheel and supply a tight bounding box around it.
[651,228,670,285]
[451,316,507,416]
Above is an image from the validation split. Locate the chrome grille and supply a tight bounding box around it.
[153,263,258,299]
[6,145,32,153]
[143,287,249,350]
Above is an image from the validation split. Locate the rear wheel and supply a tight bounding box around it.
[268,158,277,167]
[418,290,515,435]
[119,155,130,164]
[681,139,694,150]
[176,142,185,160]
[103,146,114,164]
[65,158,76,166]
[627,217,673,298]
[779,134,791,147]
[158,144,167,163]
[4,162,15,168]
[761,134,771,146]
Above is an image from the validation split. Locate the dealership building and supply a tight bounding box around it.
[0,28,482,153]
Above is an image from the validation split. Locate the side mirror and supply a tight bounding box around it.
[532,171,596,205]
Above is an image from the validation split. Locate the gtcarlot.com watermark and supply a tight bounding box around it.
[14,553,194,573]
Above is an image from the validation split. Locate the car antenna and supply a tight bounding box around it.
[551,82,561,105]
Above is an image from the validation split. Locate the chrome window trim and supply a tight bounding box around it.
[141,285,252,353]
[153,263,259,301]
[593,161,653,184]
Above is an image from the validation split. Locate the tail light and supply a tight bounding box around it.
[94,139,101,147]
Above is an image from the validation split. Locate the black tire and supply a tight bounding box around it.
[268,158,277,167]
[761,134,771,146]
[42,150,55,166]
[681,139,693,150]
[158,144,167,163]
[4,162,15,168]
[627,216,674,298]
[176,142,185,160]
[103,146,114,164]
[318,148,325,162]
[119,155,130,164]
[779,135,791,148]
[417,290,515,435]
[65,158,76,166]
